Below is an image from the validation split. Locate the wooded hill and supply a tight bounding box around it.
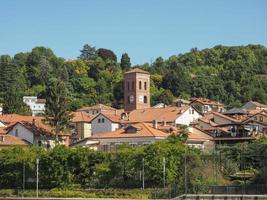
[0,44,266,114]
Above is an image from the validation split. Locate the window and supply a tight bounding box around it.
[127,82,130,91]
[102,145,109,152]
[192,109,195,114]
[102,118,105,123]
[260,116,263,122]
[189,109,191,114]
[132,81,135,90]
[98,118,101,123]
[144,82,147,90]
[144,96,148,103]
[15,129,18,137]
[254,116,258,120]
[139,81,142,89]
[127,96,130,104]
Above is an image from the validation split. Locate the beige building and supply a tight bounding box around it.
[124,68,150,112]
[71,111,93,141]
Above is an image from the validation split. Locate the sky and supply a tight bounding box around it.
[0,0,267,65]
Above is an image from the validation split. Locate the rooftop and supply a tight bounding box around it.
[124,68,150,74]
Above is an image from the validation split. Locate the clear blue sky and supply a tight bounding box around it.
[0,0,267,64]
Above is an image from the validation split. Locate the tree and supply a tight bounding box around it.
[158,89,174,105]
[45,78,72,137]
[120,53,131,71]
[97,48,117,62]
[79,44,97,60]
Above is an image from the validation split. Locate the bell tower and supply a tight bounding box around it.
[124,68,150,112]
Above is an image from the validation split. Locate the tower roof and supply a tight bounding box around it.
[124,68,150,74]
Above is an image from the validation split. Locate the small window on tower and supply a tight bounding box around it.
[139,81,142,89]
[127,82,130,91]
[144,82,147,90]
[144,96,148,103]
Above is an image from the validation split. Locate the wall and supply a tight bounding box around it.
[91,114,116,135]
[176,108,202,126]
[8,123,34,144]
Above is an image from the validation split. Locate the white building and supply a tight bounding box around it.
[23,96,46,116]
[0,103,3,115]
[91,112,121,135]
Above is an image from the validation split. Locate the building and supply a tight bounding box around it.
[187,126,214,150]
[70,111,94,141]
[0,103,2,115]
[124,68,150,112]
[23,96,46,116]
[71,122,169,151]
[0,134,29,148]
[173,98,191,107]
[5,120,70,148]
[242,101,267,111]
[91,112,122,135]
[190,98,224,114]
[243,110,267,135]
[0,114,70,147]
[77,104,117,115]
[128,106,202,126]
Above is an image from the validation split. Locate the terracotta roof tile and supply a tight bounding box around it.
[0,114,44,124]
[124,68,149,74]
[71,111,94,122]
[77,104,116,112]
[91,123,169,139]
[0,135,29,146]
[128,106,191,123]
[191,98,224,106]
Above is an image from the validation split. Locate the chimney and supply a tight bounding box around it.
[152,120,158,129]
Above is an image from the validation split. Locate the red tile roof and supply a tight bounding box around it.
[191,98,224,106]
[128,106,191,123]
[71,111,94,122]
[0,135,29,146]
[124,68,149,74]
[91,123,169,139]
[0,114,44,124]
[77,104,116,112]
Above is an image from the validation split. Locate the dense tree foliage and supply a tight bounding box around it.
[0,138,266,193]
[0,44,266,113]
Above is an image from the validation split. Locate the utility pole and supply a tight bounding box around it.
[36,158,39,198]
[23,161,25,197]
[163,157,166,188]
[184,148,187,194]
[142,158,145,190]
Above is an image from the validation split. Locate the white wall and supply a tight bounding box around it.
[23,96,45,116]
[8,123,34,144]
[176,107,202,126]
[91,114,119,135]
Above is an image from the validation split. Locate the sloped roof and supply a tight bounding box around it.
[224,108,247,115]
[0,135,29,146]
[91,112,122,123]
[173,98,191,104]
[187,127,213,141]
[0,127,6,134]
[71,111,94,123]
[0,114,44,124]
[128,106,191,123]
[249,101,267,108]
[77,104,116,112]
[91,123,168,139]
[212,111,242,123]
[124,68,150,74]
[191,98,224,106]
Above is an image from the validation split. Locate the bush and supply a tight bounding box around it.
[0,189,15,197]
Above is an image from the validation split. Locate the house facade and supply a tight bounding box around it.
[23,96,46,116]
[91,112,121,135]
[242,101,267,110]
[72,123,168,151]
[191,98,224,114]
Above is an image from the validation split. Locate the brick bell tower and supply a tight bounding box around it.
[124,68,150,112]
